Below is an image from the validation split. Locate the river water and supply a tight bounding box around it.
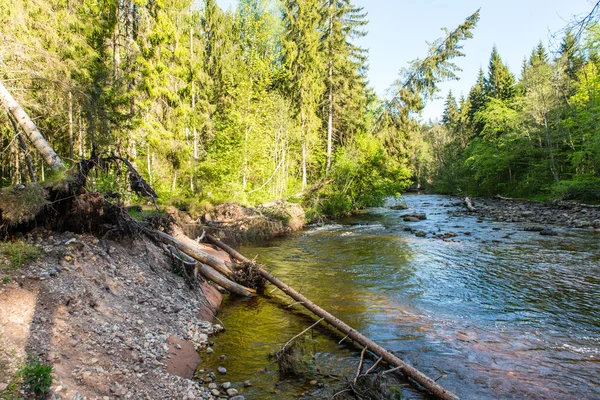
[202,194,600,399]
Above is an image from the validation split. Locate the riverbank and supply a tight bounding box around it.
[0,197,309,400]
[456,196,600,230]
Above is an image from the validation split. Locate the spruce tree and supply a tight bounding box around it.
[442,90,459,128]
[484,46,516,101]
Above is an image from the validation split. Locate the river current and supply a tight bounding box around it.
[203,194,600,399]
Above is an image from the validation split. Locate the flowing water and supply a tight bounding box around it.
[203,194,600,399]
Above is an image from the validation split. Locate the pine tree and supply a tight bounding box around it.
[442,90,459,128]
[484,46,516,101]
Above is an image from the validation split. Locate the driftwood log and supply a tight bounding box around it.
[155,230,235,279]
[166,243,254,297]
[156,230,256,296]
[464,197,476,212]
[195,263,253,297]
[205,234,460,400]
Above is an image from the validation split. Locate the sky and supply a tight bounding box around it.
[216,0,594,120]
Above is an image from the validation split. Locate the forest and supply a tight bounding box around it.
[1,0,599,220]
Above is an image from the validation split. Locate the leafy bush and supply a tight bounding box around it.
[552,176,600,202]
[307,133,411,217]
[20,357,53,397]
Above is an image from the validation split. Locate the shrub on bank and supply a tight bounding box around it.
[552,176,600,202]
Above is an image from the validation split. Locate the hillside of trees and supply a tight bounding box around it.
[1,0,598,221]
[420,25,600,202]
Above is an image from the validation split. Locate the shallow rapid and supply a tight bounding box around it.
[203,194,600,399]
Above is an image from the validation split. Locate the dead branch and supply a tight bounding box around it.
[362,357,384,378]
[164,242,253,297]
[196,262,254,297]
[280,318,324,353]
[353,347,367,385]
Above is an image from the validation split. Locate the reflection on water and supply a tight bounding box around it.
[203,194,600,399]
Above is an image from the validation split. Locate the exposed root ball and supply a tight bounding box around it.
[145,213,175,233]
[233,261,266,290]
[72,192,105,217]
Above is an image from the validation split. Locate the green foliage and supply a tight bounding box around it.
[552,176,600,202]
[425,24,600,201]
[0,241,42,271]
[307,134,411,217]
[20,356,53,397]
[186,198,214,219]
[485,46,516,101]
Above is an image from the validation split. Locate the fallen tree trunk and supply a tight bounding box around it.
[155,230,235,279]
[494,194,524,201]
[205,234,460,400]
[196,263,253,297]
[464,197,476,212]
[0,81,65,171]
[6,111,37,182]
[165,243,254,297]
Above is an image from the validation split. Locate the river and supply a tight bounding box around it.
[202,194,600,399]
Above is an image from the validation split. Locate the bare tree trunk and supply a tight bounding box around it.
[327,59,333,170]
[205,234,460,400]
[69,91,74,159]
[326,2,334,170]
[78,111,84,157]
[18,134,36,183]
[301,108,307,190]
[10,135,20,185]
[0,81,64,171]
[543,117,560,183]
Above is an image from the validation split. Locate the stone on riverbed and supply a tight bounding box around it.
[390,203,409,210]
[401,213,426,220]
[434,232,457,239]
[524,226,544,232]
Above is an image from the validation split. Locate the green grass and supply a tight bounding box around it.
[0,241,42,271]
[127,206,168,222]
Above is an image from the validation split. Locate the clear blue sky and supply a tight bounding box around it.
[216,0,593,120]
